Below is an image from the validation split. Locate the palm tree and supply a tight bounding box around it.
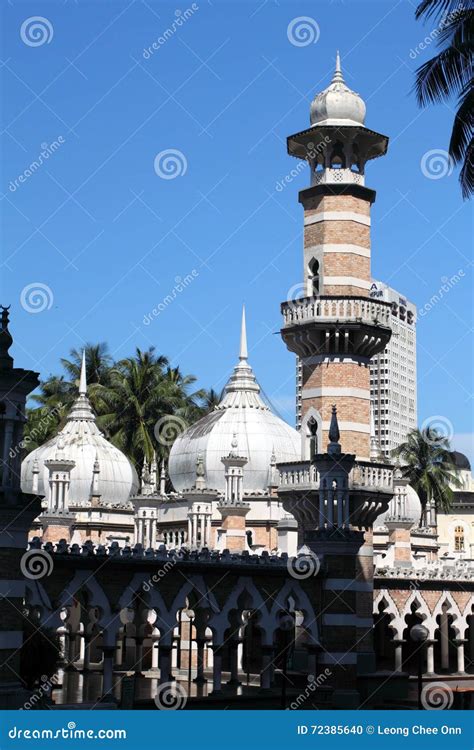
[23,376,73,453]
[201,387,223,413]
[97,348,201,473]
[414,0,473,198]
[61,342,113,386]
[392,427,461,526]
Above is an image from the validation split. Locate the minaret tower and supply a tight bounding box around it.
[281,53,392,459]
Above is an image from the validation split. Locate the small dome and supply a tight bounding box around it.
[450,451,471,472]
[374,485,421,528]
[21,353,138,506]
[169,309,301,493]
[310,52,366,127]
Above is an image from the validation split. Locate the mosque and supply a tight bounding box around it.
[1,54,473,709]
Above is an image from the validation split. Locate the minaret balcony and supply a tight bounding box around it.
[277,459,393,528]
[281,295,392,358]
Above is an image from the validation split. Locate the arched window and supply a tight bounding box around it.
[454,525,464,551]
[308,259,320,295]
[307,417,318,459]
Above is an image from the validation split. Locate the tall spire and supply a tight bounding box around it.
[239,305,248,361]
[79,350,87,395]
[332,50,344,84]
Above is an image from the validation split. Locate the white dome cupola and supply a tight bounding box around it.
[168,308,301,494]
[310,51,366,127]
[21,352,139,507]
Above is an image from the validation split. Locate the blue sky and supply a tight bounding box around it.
[1,0,472,460]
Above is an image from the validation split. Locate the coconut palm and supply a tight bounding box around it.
[392,427,461,526]
[23,376,73,453]
[414,0,473,198]
[61,343,113,386]
[97,348,202,473]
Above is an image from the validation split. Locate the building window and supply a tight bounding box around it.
[454,525,465,551]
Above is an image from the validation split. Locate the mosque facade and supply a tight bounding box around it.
[1,55,473,709]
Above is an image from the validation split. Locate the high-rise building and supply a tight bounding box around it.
[369,280,417,457]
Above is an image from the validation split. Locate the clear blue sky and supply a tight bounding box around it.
[1,0,472,461]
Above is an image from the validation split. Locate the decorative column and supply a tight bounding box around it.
[393,640,404,672]
[211,644,223,695]
[425,641,435,676]
[455,639,466,675]
[440,611,449,670]
[101,645,115,700]
[260,645,274,691]
[217,436,250,552]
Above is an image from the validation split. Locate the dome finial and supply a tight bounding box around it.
[239,305,248,361]
[332,50,344,84]
[79,350,87,395]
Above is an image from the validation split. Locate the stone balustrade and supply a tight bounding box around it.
[281,295,392,328]
[278,460,393,492]
[27,536,291,568]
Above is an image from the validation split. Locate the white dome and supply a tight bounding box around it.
[169,310,300,494]
[374,484,421,528]
[21,357,138,507]
[310,52,366,127]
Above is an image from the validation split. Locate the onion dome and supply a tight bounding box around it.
[310,51,366,127]
[168,308,301,493]
[21,352,138,506]
[449,451,471,472]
